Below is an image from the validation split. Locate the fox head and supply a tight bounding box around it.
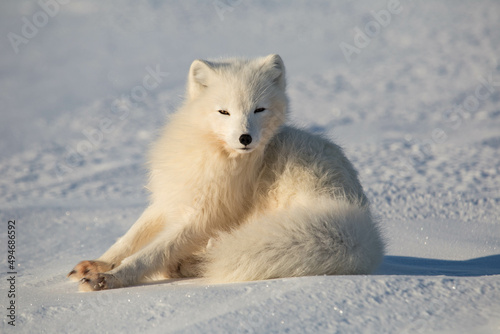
[186,54,288,156]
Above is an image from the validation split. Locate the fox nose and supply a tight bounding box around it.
[239,134,252,146]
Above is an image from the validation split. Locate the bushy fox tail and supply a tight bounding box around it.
[200,197,385,283]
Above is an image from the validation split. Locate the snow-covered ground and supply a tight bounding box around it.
[1,1,500,333]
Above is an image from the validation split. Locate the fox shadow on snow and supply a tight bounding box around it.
[376,254,500,277]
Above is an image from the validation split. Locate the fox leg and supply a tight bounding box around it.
[175,239,214,278]
[78,223,206,291]
[68,205,165,282]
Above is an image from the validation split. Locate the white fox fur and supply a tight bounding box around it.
[68,54,384,291]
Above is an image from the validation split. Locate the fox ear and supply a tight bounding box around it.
[188,59,214,100]
[261,54,286,90]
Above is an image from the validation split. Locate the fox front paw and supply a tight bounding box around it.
[67,260,115,281]
[78,272,123,292]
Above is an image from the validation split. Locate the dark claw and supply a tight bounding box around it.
[67,270,76,277]
[97,276,105,287]
[83,269,90,275]
[80,277,90,283]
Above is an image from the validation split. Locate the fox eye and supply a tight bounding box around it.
[254,108,266,113]
[218,110,230,116]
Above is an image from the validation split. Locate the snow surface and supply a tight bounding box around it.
[1,0,500,333]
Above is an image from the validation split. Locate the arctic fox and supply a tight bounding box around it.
[68,54,384,291]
